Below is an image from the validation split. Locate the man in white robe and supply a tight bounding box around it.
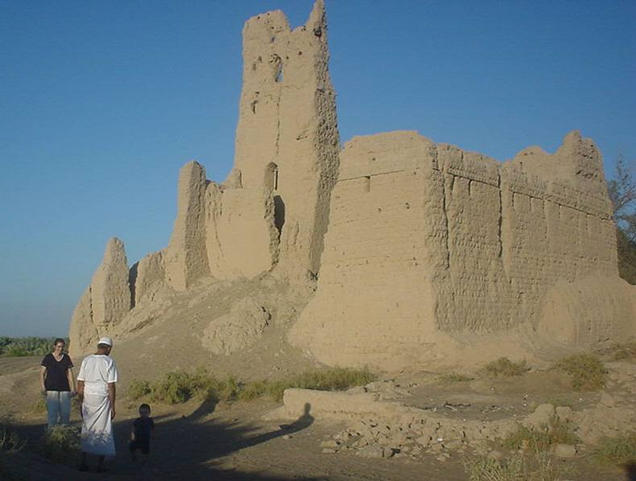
[77,337,118,472]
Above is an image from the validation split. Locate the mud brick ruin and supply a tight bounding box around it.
[70,1,634,369]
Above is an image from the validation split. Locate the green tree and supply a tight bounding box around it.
[608,155,636,284]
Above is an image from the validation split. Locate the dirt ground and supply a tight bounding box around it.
[1,355,634,481]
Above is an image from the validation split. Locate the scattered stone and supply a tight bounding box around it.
[357,446,384,459]
[553,444,577,458]
[555,406,573,421]
[524,403,555,429]
[383,448,396,458]
[320,440,340,449]
[488,450,504,461]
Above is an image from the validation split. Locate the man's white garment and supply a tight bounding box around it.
[77,354,118,456]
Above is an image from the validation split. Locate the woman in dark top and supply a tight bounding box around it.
[40,338,76,428]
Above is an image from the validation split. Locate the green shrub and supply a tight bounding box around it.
[150,370,210,404]
[131,367,376,405]
[128,380,152,400]
[503,416,579,452]
[292,367,376,391]
[483,357,529,377]
[553,354,607,391]
[131,369,237,405]
[40,425,80,464]
[217,376,240,402]
[243,367,377,402]
[237,381,269,401]
[591,432,636,466]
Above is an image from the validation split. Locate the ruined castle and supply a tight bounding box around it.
[69,1,634,369]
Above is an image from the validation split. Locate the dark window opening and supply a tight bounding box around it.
[128,262,139,309]
[273,195,285,239]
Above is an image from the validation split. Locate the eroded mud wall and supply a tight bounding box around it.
[292,131,628,368]
[232,0,340,280]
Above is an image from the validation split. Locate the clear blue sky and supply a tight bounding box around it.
[1,0,634,337]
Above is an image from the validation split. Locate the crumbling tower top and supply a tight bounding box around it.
[232,0,339,278]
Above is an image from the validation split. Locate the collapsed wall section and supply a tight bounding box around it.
[233,0,340,281]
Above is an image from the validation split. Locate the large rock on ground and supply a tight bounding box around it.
[202,297,271,355]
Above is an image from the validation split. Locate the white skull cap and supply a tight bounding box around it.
[98,337,113,347]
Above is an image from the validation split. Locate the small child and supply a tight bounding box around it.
[129,403,154,463]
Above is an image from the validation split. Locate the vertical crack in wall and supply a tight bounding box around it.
[497,172,503,258]
[440,172,451,271]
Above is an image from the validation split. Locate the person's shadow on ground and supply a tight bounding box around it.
[109,401,317,480]
[235,402,314,451]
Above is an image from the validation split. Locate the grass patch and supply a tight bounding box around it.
[151,369,228,404]
[438,372,474,383]
[128,379,152,400]
[553,354,607,391]
[483,357,529,377]
[0,423,25,453]
[464,451,572,481]
[464,454,524,481]
[30,398,46,414]
[237,380,270,401]
[591,432,636,466]
[128,369,240,404]
[503,416,579,452]
[238,367,376,402]
[129,367,376,404]
[40,425,80,464]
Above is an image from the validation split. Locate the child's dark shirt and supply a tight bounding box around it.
[133,417,154,448]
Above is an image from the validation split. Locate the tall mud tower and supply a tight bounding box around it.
[232,0,340,280]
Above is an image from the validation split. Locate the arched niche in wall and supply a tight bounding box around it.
[265,162,279,191]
